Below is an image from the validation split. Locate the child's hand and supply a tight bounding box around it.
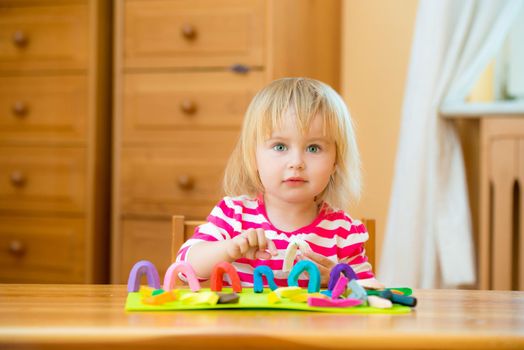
[226,228,278,260]
[299,251,336,287]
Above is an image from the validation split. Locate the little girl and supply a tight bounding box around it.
[176,77,375,288]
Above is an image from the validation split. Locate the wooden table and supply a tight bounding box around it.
[0,285,523,349]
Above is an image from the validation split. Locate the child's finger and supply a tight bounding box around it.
[304,250,334,269]
[236,236,249,255]
[267,239,278,256]
[255,228,267,251]
[245,229,258,248]
[254,250,272,260]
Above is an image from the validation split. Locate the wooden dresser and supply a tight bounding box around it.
[111,0,341,282]
[0,0,111,283]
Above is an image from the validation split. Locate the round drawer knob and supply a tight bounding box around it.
[10,171,27,187]
[177,175,194,190]
[8,240,26,257]
[12,30,29,48]
[180,100,197,115]
[12,101,29,117]
[181,24,197,40]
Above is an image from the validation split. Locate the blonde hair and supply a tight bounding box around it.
[223,77,361,212]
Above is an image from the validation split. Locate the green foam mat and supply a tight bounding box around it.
[126,288,412,314]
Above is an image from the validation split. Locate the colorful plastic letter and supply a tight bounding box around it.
[287,260,321,293]
[253,265,278,293]
[127,260,161,292]
[327,263,358,291]
[210,261,242,293]
[163,261,201,292]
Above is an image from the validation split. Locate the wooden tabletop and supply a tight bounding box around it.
[0,284,523,349]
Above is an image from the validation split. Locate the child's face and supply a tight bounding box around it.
[256,108,336,207]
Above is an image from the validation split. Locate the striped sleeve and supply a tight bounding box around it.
[334,216,375,280]
[176,197,240,263]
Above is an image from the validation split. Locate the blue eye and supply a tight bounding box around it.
[307,145,321,153]
[273,143,287,152]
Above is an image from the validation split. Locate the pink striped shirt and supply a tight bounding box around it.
[176,195,374,287]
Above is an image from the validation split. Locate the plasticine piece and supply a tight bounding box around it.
[163,261,201,292]
[327,263,358,291]
[320,289,332,298]
[290,292,326,303]
[180,291,219,306]
[217,292,240,304]
[139,286,155,297]
[308,297,362,308]
[275,286,304,298]
[367,287,413,296]
[379,290,417,307]
[348,279,368,302]
[210,261,242,293]
[288,260,321,293]
[127,260,161,292]
[283,238,312,272]
[253,265,278,293]
[331,275,349,299]
[357,278,385,290]
[367,295,393,309]
[289,293,309,303]
[152,289,165,296]
[283,242,298,272]
[389,287,413,296]
[268,291,281,304]
[142,290,176,305]
[295,238,312,254]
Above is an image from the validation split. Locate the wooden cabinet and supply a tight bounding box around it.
[0,0,111,283]
[112,0,341,282]
[479,117,524,290]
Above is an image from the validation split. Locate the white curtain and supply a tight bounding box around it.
[379,0,524,288]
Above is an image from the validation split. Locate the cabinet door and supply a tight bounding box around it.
[119,130,237,218]
[123,0,265,68]
[0,216,85,283]
[122,71,265,142]
[0,147,86,213]
[0,75,87,144]
[0,3,88,71]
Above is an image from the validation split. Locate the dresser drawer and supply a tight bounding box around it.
[0,215,85,283]
[124,0,265,68]
[0,147,86,213]
[0,3,88,71]
[117,218,172,283]
[0,75,87,144]
[120,132,237,217]
[122,71,264,142]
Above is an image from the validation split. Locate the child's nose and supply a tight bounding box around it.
[288,151,305,169]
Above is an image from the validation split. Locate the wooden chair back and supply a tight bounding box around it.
[172,215,376,268]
